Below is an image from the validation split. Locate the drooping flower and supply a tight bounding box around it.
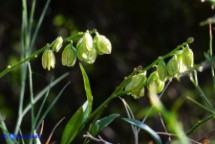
[61,44,77,67]
[52,36,63,52]
[94,33,112,55]
[167,55,179,77]
[157,59,168,81]
[175,46,194,73]
[76,31,97,64]
[147,71,165,93]
[42,49,56,70]
[125,72,147,99]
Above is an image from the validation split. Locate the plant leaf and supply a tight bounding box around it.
[122,118,162,144]
[90,113,120,136]
[79,63,93,113]
[61,63,93,144]
[61,101,89,144]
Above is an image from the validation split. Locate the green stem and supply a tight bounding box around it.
[28,0,36,42]
[187,96,214,114]
[209,23,215,92]
[30,0,51,49]
[190,71,214,111]
[27,63,35,137]
[0,45,49,79]
[186,114,215,135]
[21,0,27,60]
[18,0,29,137]
[144,37,193,72]
[13,45,48,135]
[14,73,68,134]
[0,114,13,144]
[86,72,137,130]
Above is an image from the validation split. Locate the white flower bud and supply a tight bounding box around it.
[42,49,56,70]
[77,31,93,51]
[181,46,194,68]
[52,36,63,52]
[94,33,112,55]
[61,44,77,67]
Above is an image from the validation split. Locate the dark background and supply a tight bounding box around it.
[0,0,214,143]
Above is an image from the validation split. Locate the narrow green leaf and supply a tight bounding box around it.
[79,63,93,112]
[35,82,70,130]
[122,118,162,144]
[61,64,93,144]
[90,114,120,136]
[22,73,69,117]
[61,101,89,144]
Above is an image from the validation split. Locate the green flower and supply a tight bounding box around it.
[147,71,165,93]
[77,31,97,64]
[157,59,168,81]
[42,49,56,70]
[167,55,179,77]
[77,31,93,51]
[181,46,194,68]
[52,36,63,52]
[94,33,112,55]
[176,50,187,73]
[175,46,194,73]
[125,72,147,99]
[61,44,77,67]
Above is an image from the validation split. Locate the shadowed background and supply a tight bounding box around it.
[0,0,214,143]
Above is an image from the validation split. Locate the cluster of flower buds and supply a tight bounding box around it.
[125,45,194,99]
[41,30,112,70]
[167,45,194,77]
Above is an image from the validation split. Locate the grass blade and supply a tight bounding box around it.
[35,82,70,130]
[89,114,120,136]
[122,118,162,144]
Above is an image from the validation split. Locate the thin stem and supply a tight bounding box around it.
[18,0,28,136]
[35,82,70,130]
[28,63,35,123]
[21,0,27,60]
[186,113,215,135]
[156,132,201,144]
[32,80,51,129]
[14,73,68,134]
[119,97,138,144]
[159,113,172,142]
[187,96,214,113]
[209,23,215,92]
[0,114,13,144]
[18,64,27,128]
[0,44,49,79]
[27,63,35,144]
[190,72,214,111]
[28,0,36,48]
[143,37,193,72]
[30,0,51,49]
